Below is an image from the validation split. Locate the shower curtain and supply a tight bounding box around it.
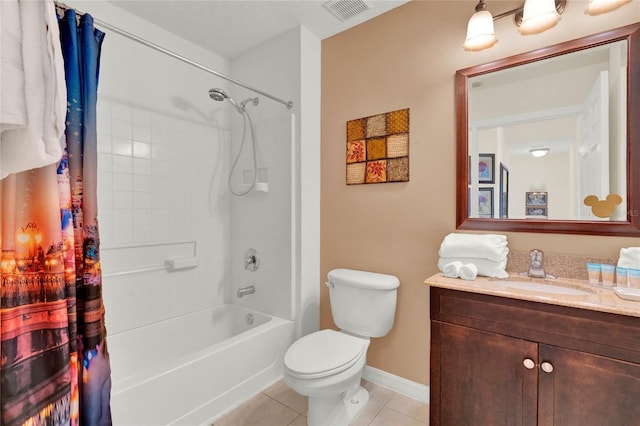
[0,8,112,426]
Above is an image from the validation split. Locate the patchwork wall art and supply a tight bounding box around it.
[346,108,409,185]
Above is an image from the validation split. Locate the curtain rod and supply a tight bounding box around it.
[54,2,294,110]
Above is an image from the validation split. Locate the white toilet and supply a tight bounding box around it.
[284,268,400,426]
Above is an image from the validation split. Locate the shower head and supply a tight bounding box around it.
[209,87,244,113]
[209,88,229,102]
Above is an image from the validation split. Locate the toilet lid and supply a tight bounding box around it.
[285,329,367,379]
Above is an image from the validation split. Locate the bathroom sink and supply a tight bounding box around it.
[496,280,594,296]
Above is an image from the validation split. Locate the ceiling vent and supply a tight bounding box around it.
[323,0,373,22]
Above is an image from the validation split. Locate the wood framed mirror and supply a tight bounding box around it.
[456,23,640,236]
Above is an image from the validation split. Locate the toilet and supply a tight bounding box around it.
[284,268,400,426]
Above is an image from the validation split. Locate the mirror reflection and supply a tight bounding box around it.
[467,40,627,221]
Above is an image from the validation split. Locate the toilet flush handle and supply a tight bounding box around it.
[325,281,333,288]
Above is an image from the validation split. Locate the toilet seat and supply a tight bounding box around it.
[284,329,368,380]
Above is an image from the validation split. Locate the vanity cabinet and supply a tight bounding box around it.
[430,287,640,426]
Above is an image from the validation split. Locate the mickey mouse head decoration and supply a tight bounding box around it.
[583,194,623,218]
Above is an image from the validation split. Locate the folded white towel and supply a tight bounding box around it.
[617,247,640,269]
[439,233,508,262]
[438,256,509,279]
[441,261,463,278]
[0,0,66,179]
[459,263,478,281]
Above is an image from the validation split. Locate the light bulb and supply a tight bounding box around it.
[585,0,632,15]
[519,0,560,35]
[464,9,498,51]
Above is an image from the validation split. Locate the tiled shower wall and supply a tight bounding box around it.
[86,2,235,335]
[97,100,230,334]
[71,0,303,342]
[97,101,227,246]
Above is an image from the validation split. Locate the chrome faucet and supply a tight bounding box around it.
[522,249,556,279]
[244,248,260,271]
[245,255,257,269]
[237,285,255,298]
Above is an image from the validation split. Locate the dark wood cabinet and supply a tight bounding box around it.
[430,287,640,426]
[537,344,640,426]
[435,322,538,426]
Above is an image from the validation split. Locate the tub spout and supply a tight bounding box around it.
[237,285,256,298]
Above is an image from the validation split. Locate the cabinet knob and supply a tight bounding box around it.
[541,362,554,373]
[523,358,536,369]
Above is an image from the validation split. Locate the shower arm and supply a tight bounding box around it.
[55,1,294,110]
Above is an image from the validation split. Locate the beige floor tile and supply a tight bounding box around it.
[214,393,299,426]
[350,399,385,426]
[385,393,429,423]
[288,414,308,426]
[368,407,428,426]
[214,380,428,426]
[361,380,394,405]
[264,380,308,414]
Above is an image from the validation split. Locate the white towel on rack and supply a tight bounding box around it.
[438,233,508,262]
[1,0,27,132]
[438,256,508,279]
[617,247,640,269]
[459,263,478,281]
[0,0,67,179]
[440,261,463,278]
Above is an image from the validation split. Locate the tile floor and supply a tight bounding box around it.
[213,379,429,426]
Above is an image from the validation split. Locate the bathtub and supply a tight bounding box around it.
[108,304,294,425]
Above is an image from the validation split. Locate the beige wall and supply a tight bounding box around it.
[320,0,640,386]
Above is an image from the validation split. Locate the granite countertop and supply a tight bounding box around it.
[425,273,640,318]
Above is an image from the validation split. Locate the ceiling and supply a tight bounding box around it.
[109,0,411,59]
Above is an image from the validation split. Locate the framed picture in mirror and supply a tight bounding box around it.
[526,206,548,217]
[526,191,547,207]
[478,154,494,184]
[478,187,494,218]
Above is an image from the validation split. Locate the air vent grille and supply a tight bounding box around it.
[323,0,373,22]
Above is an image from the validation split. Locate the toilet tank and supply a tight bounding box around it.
[327,268,399,338]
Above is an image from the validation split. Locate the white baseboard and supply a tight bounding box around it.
[362,366,430,404]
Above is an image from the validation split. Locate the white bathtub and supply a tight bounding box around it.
[108,304,294,425]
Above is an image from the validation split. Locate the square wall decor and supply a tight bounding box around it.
[346,108,409,185]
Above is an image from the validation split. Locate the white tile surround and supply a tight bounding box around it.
[76,0,303,338]
[86,2,234,336]
[97,95,233,334]
[97,101,228,249]
[97,97,295,336]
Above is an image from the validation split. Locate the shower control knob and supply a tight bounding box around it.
[244,248,260,271]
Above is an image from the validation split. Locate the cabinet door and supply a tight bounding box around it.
[538,344,640,426]
[435,322,538,426]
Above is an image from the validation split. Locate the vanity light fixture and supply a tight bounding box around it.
[519,0,561,35]
[463,0,498,51]
[529,147,550,158]
[585,0,632,15]
[464,0,632,51]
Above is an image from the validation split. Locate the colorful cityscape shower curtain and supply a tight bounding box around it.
[1,9,112,425]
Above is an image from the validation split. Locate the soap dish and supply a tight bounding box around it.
[613,287,640,302]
